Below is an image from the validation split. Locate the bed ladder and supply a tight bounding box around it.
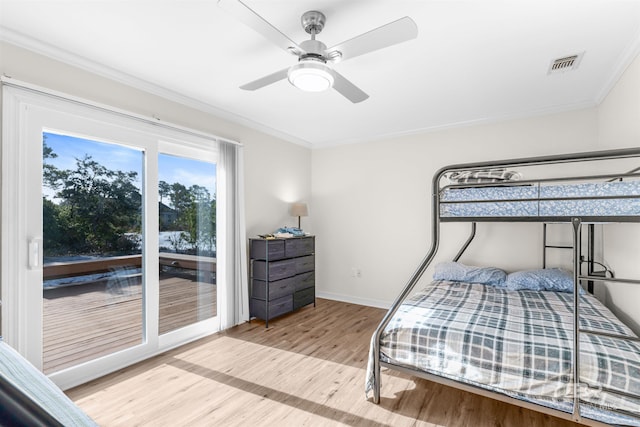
[542,223,573,268]
[543,223,604,293]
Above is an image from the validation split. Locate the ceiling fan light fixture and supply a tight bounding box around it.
[288,60,334,92]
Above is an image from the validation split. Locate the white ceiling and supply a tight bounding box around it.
[1,1,639,148]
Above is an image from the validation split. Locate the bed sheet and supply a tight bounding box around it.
[440,180,640,218]
[366,281,640,426]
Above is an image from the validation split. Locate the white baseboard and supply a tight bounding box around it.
[316,291,391,309]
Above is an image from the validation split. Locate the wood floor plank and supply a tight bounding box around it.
[66,298,580,427]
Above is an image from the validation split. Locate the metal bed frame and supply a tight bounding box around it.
[369,148,640,426]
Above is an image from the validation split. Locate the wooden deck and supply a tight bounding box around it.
[43,271,216,374]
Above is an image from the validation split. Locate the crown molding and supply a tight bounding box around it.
[2,23,635,150]
[595,26,640,105]
[0,27,312,149]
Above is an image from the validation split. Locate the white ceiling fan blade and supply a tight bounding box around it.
[240,68,289,90]
[218,0,305,55]
[329,70,369,103]
[326,16,418,62]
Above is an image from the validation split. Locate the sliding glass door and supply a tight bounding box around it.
[2,85,219,388]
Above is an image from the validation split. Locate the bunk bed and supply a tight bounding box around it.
[365,148,640,426]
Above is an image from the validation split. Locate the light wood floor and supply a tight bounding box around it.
[66,298,579,427]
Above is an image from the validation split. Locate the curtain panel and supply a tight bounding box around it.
[217,141,249,329]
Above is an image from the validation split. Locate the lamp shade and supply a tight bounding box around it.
[290,202,308,217]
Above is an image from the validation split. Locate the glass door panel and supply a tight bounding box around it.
[158,153,217,334]
[42,132,144,374]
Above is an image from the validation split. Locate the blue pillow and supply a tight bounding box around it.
[433,262,506,287]
[505,268,578,293]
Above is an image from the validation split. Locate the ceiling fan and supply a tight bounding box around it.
[218,0,418,103]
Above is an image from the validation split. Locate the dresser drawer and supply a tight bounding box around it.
[249,236,314,327]
[294,287,315,310]
[294,271,315,291]
[295,255,314,274]
[253,259,296,281]
[285,237,314,258]
[250,295,293,321]
[251,277,295,300]
[250,239,285,260]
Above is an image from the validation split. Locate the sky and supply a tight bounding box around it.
[43,132,217,202]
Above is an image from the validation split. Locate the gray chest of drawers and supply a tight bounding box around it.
[249,236,315,327]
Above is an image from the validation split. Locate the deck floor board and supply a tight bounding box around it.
[43,272,216,373]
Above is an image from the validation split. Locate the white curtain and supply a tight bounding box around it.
[217,141,249,329]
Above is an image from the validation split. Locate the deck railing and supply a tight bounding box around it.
[43,253,216,281]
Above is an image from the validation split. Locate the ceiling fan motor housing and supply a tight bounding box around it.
[299,39,328,61]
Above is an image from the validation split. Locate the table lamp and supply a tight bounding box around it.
[290,202,308,229]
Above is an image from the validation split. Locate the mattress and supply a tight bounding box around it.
[366,281,640,426]
[440,180,640,218]
[0,340,97,426]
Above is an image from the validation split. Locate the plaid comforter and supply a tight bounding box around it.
[368,281,640,423]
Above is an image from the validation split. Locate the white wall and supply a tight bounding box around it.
[2,40,637,333]
[598,53,640,148]
[313,51,640,336]
[0,41,312,241]
[312,109,599,307]
[597,53,640,334]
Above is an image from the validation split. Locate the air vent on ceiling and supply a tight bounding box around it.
[548,52,584,74]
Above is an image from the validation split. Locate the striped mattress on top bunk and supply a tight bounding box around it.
[440,176,640,218]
